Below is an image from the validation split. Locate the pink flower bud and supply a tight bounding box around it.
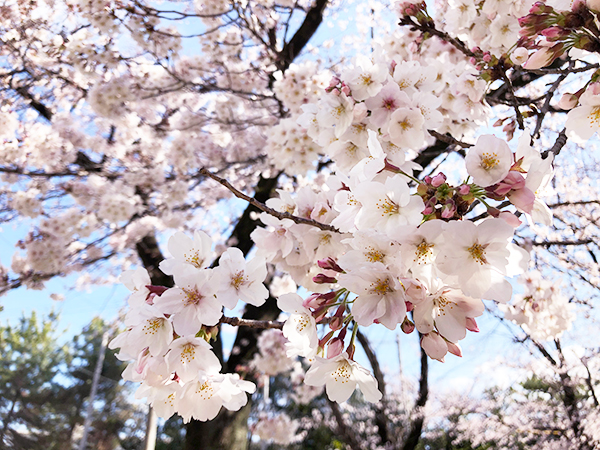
[469,57,477,65]
[557,93,578,110]
[459,184,471,195]
[441,201,456,219]
[341,85,351,96]
[508,186,535,214]
[495,171,527,196]
[523,45,557,70]
[466,317,479,332]
[483,53,492,63]
[431,172,447,187]
[498,211,522,228]
[401,317,415,334]
[329,316,343,331]
[313,274,338,284]
[318,330,335,348]
[446,341,463,357]
[331,88,340,96]
[317,257,344,273]
[303,292,326,309]
[327,337,344,359]
[327,76,341,89]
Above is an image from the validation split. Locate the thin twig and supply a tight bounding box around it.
[219,316,284,329]
[542,128,568,159]
[532,64,572,139]
[399,17,476,58]
[199,167,339,232]
[427,130,472,149]
[500,68,525,130]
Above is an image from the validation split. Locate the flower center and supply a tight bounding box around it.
[196,381,215,399]
[142,318,163,335]
[230,271,247,290]
[588,106,600,126]
[377,197,399,216]
[332,362,352,383]
[415,240,434,264]
[370,277,394,295]
[294,314,310,332]
[480,152,499,171]
[397,118,411,131]
[184,251,204,268]
[434,295,454,316]
[365,247,385,263]
[383,97,396,109]
[183,287,204,306]
[181,344,196,363]
[360,74,373,86]
[467,243,487,264]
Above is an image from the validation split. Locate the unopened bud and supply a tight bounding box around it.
[327,337,344,359]
[401,317,415,334]
[465,317,480,332]
[446,341,463,357]
[317,257,344,273]
[313,274,338,284]
[329,316,343,331]
[458,184,470,195]
[441,201,456,219]
[557,93,578,110]
[431,172,447,187]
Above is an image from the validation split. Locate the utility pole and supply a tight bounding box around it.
[143,407,158,450]
[396,333,406,411]
[78,330,109,450]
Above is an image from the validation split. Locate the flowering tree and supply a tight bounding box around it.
[2,0,600,448]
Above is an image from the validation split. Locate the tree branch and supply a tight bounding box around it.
[199,167,338,232]
[218,316,283,329]
[356,330,389,446]
[402,343,429,450]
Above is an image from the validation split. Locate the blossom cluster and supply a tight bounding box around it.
[109,231,269,422]
[501,271,575,341]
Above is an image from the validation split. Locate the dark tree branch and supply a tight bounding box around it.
[543,128,568,159]
[277,0,329,72]
[356,330,389,446]
[15,87,53,121]
[219,316,283,329]
[398,17,475,58]
[199,167,338,232]
[402,343,429,450]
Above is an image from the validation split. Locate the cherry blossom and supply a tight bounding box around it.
[304,352,382,403]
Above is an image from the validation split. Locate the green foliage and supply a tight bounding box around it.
[0,312,144,450]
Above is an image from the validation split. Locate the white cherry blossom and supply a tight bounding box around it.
[304,352,382,403]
